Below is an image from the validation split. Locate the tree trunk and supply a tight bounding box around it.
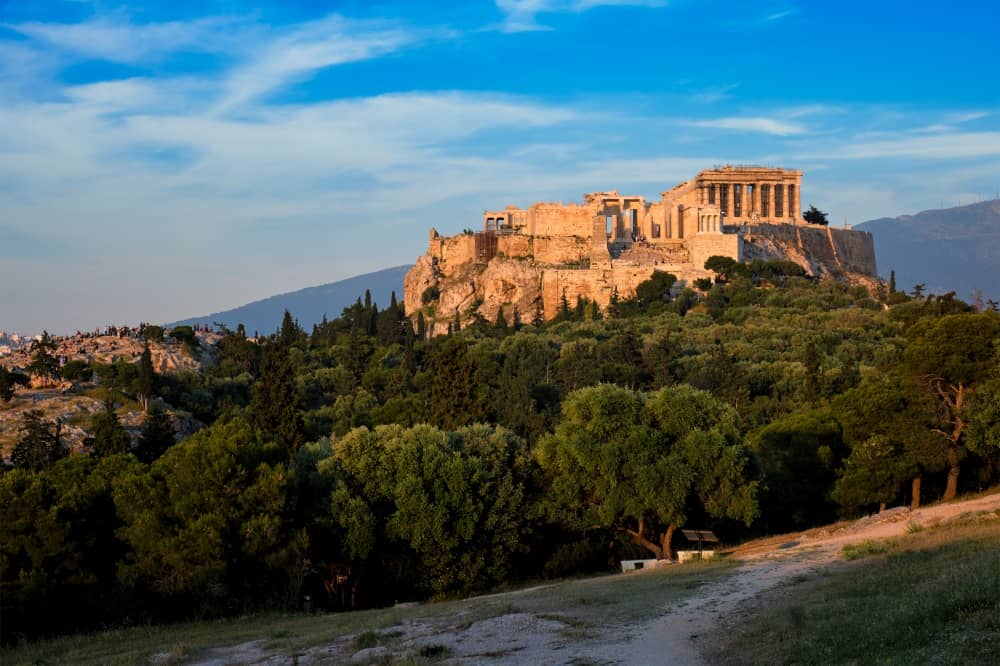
[911,474,922,509]
[626,518,664,559]
[661,523,678,562]
[879,502,886,513]
[943,454,961,501]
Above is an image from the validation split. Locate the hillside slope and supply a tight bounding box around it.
[169,265,409,334]
[857,199,1000,302]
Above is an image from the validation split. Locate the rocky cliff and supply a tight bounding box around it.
[405,224,878,333]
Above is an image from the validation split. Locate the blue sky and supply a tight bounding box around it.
[1,0,999,333]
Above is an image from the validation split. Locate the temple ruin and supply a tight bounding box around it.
[404,167,878,331]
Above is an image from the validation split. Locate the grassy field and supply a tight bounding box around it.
[2,558,734,665]
[713,516,1000,665]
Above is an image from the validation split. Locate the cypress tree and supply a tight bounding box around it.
[136,404,176,464]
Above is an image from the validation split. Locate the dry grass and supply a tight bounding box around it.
[1,558,734,665]
[713,516,1000,665]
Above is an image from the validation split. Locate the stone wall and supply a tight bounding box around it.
[533,235,591,265]
[497,234,531,260]
[530,204,594,237]
[829,227,878,276]
[742,223,878,278]
[688,233,742,270]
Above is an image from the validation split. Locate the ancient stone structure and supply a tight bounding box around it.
[405,167,877,332]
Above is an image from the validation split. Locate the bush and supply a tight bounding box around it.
[60,359,92,381]
[143,325,164,342]
[421,285,440,305]
[168,325,198,348]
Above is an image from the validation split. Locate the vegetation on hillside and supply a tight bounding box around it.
[2,262,999,643]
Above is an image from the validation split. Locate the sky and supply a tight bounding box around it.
[1,0,999,334]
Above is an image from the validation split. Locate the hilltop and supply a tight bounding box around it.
[857,199,1000,302]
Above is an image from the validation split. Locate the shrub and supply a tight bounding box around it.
[60,359,91,381]
[421,285,440,305]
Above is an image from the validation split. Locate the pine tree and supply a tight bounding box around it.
[493,307,508,333]
[135,404,176,464]
[250,341,302,452]
[532,301,544,327]
[87,400,131,457]
[135,344,155,411]
[10,410,65,470]
[416,311,427,340]
[27,331,59,380]
[889,270,897,295]
[0,366,30,403]
[279,309,305,348]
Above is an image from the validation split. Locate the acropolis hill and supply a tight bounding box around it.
[404,166,878,331]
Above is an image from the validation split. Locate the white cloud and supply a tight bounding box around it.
[216,16,431,111]
[493,0,666,33]
[6,15,243,63]
[811,132,1000,160]
[683,116,807,136]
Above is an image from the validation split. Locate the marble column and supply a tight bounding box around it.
[792,182,801,222]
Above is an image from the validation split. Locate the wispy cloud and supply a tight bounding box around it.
[493,0,667,33]
[683,116,808,136]
[6,15,243,63]
[216,16,432,111]
[765,9,797,22]
[811,132,1000,160]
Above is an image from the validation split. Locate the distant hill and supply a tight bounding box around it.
[169,265,410,334]
[856,200,1000,303]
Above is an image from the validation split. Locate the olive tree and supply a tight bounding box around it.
[536,384,757,561]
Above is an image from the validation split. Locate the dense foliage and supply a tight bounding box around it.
[3,266,999,643]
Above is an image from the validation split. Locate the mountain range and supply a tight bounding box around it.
[856,199,1000,303]
[169,265,409,335]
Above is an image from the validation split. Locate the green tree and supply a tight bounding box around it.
[86,400,131,457]
[832,436,916,513]
[142,325,165,342]
[134,344,155,411]
[635,272,677,307]
[0,366,30,402]
[704,255,740,281]
[250,341,303,452]
[168,325,198,348]
[135,404,176,464]
[902,313,1000,500]
[0,455,142,640]
[323,423,534,596]
[26,331,59,381]
[279,309,306,348]
[115,418,306,608]
[751,408,848,531]
[832,376,941,509]
[802,205,829,225]
[537,384,757,560]
[10,410,66,471]
[426,336,490,429]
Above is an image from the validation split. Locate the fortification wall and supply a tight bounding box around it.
[430,233,476,270]
[688,233,742,270]
[534,235,591,265]
[830,227,878,276]
[497,234,531,259]
[742,223,878,278]
[530,204,594,237]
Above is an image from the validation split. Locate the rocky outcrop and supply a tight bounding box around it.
[406,222,879,333]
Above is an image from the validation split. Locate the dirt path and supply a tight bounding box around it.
[589,491,1000,666]
[184,492,1000,665]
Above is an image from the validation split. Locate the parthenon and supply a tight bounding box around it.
[482,166,805,244]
